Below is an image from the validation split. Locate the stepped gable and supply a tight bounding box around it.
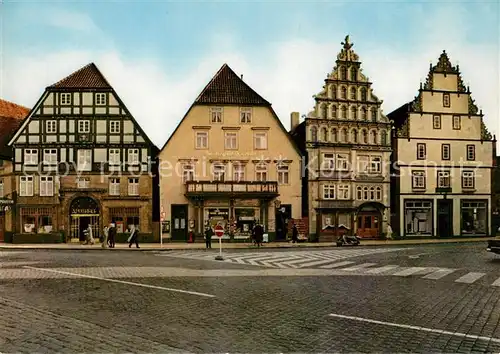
[49,62,112,89]
[195,64,270,106]
[0,99,30,158]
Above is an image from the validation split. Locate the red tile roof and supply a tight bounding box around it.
[195,64,270,106]
[0,99,29,158]
[49,62,112,89]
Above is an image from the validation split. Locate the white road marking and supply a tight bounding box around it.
[23,266,216,298]
[280,256,321,268]
[393,267,431,276]
[341,263,377,271]
[454,272,486,284]
[260,255,303,268]
[295,258,350,269]
[491,277,500,287]
[365,265,400,274]
[329,313,500,344]
[422,269,456,280]
[319,261,355,269]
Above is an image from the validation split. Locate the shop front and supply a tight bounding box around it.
[403,199,433,237]
[461,200,488,236]
[69,197,100,242]
[356,203,384,239]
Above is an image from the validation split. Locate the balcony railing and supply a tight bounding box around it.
[185,181,278,197]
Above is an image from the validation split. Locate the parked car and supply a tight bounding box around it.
[487,239,500,255]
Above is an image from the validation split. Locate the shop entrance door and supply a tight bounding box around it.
[357,213,380,238]
[275,204,292,241]
[171,204,188,241]
[437,200,453,237]
[0,215,4,242]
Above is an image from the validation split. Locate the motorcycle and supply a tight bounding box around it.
[336,235,361,247]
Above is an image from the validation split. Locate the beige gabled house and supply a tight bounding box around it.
[389,51,496,238]
[158,64,302,242]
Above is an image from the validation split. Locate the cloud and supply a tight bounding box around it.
[1,4,498,150]
[44,8,99,33]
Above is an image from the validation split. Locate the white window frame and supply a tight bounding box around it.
[224,132,238,150]
[323,185,336,199]
[60,93,71,105]
[78,120,90,133]
[196,131,208,149]
[24,149,38,165]
[110,121,120,134]
[462,171,474,189]
[43,149,57,165]
[437,171,451,188]
[412,171,425,189]
[20,176,34,196]
[182,164,195,183]
[255,163,267,182]
[357,155,369,173]
[40,176,54,197]
[336,154,349,171]
[210,107,223,123]
[95,93,107,105]
[46,120,57,134]
[212,164,225,182]
[376,187,382,200]
[128,178,139,196]
[109,149,121,165]
[277,164,290,185]
[233,164,245,182]
[369,156,382,173]
[240,107,252,123]
[128,149,139,165]
[0,179,3,198]
[77,149,92,171]
[109,178,120,196]
[337,185,350,199]
[77,177,90,189]
[254,132,268,150]
[322,154,335,170]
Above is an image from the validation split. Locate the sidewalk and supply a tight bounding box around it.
[0,237,493,251]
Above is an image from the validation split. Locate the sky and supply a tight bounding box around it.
[1,0,499,148]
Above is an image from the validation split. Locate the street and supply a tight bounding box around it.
[0,243,500,353]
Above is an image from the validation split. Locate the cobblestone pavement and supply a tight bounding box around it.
[1,246,500,353]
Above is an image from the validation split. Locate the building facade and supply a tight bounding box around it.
[291,36,392,241]
[0,99,30,242]
[389,51,496,238]
[158,64,302,242]
[8,63,159,243]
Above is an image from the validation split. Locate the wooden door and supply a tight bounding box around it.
[171,204,188,241]
[357,213,380,238]
[437,200,453,237]
[0,215,4,242]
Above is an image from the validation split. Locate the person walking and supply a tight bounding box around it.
[102,225,109,248]
[254,222,264,248]
[204,225,213,249]
[291,223,299,244]
[386,223,393,240]
[128,225,140,248]
[84,224,95,245]
[108,223,116,248]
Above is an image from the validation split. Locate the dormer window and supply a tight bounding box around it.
[240,107,252,123]
[443,93,450,108]
[210,107,223,123]
[96,93,107,105]
[60,93,71,105]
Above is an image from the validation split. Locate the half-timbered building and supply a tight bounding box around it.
[8,63,159,243]
[291,36,392,241]
[0,99,30,242]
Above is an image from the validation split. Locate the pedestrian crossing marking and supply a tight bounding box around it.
[454,272,485,284]
[341,263,377,271]
[393,267,431,276]
[422,269,456,280]
[365,265,399,274]
[491,277,500,287]
[320,261,356,269]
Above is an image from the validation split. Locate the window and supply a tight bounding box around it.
[331,85,337,99]
[356,186,362,200]
[128,178,139,196]
[277,164,289,185]
[255,163,267,182]
[310,126,317,142]
[46,120,57,134]
[233,164,245,182]
[128,149,139,165]
[96,93,107,105]
[224,132,238,150]
[350,68,357,81]
[362,130,368,144]
[109,178,120,196]
[376,187,382,200]
[24,149,38,165]
[322,154,335,170]
[323,185,336,199]
[361,88,367,101]
[361,107,367,120]
[462,171,475,189]
[404,201,433,235]
[254,132,268,150]
[20,176,34,196]
[110,121,120,133]
[331,128,338,142]
[182,165,195,183]
[212,164,225,182]
[196,131,208,149]
[352,129,358,143]
[321,127,328,141]
[417,143,426,160]
[40,176,54,197]
[336,154,349,171]
[443,93,450,107]
[340,66,347,80]
[77,150,92,171]
[78,120,90,133]
[461,201,487,235]
[350,87,356,100]
[341,128,348,143]
[453,116,461,130]
[466,145,475,161]
[61,93,71,105]
[0,179,3,198]
[338,185,350,199]
[110,207,140,232]
[371,108,377,121]
[371,130,378,144]
[21,207,55,234]
[433,115,441,129]
[363,187,369,200]
[357,155,369,173]
[412,171,426,189]
[437,171,451,188]
[240,107,252,123]
[321,105,328,119]
[369,187,375,200]
[341,86,347,99]
[442,144,451,160]
[43,149,57,165]
[331,105,337,118]
[351,106,357,119]
[210,107,223,123]
[77,178,90,189]
[370,156,382,173]
[109,149,120,165]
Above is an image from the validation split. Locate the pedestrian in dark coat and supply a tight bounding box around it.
[292,223,299,243]
[205,226,213,249]
[254,223,264,247]
[108,223,116,248]
[128,225,140,248]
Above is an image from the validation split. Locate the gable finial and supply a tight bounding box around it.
[341,35,353,50]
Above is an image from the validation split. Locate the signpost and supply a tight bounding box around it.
[214,224,224,260]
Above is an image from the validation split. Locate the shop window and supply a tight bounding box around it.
[404,200,433,235]
[21,207,55,234]
[110,207,140,233]
[461,201,487,235]
[234,208,256,237]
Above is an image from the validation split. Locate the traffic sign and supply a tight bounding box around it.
[215,225,224,238]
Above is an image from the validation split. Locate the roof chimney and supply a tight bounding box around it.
[291,112,300,131]
[240,74,243,80]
